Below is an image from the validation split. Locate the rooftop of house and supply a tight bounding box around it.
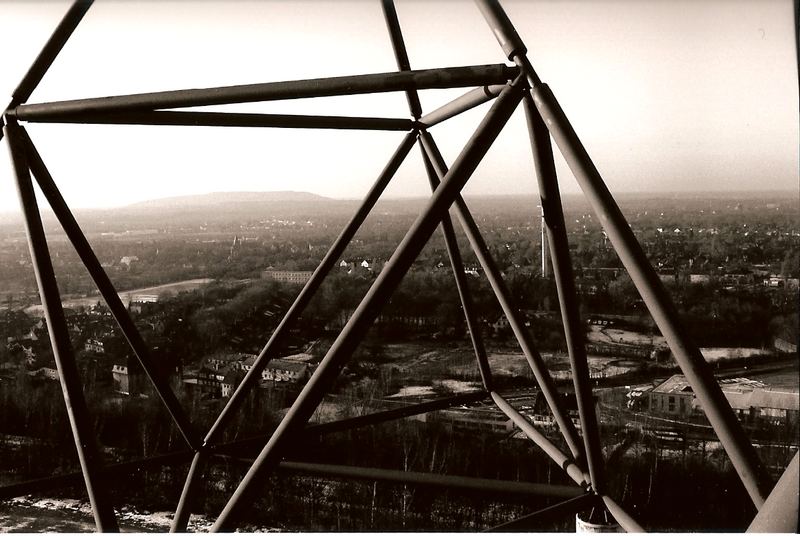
[206,352,255,363]
[652,375,694,395]
[266,359,309,373]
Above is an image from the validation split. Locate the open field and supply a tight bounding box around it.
[24,278,213,315]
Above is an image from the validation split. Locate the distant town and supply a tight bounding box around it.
[0,191,797,531]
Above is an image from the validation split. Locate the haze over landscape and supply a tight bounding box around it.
[0,0,797,214]
[0,1,798,532]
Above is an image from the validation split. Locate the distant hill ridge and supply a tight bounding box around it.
[126,191,332,209]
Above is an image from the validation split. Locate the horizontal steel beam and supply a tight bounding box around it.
[303,390,489,437]
[0,450,193,500]
[216,391,489,453]
[11,64,518,120]
[275,461,582,498]
[419,85,505,127]
[484,493,597,532]
[14,110,416,131]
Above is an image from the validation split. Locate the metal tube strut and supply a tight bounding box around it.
[521,92,605,492]
[0,450,193,500]
[210,79,524,532]
[418,85,505,127]
[19,128,200,451]
[15,110,415,131]
[484,493,597,532]
[381,0,422,119]
[420,143,494,389]
[10,0,94,107]
[302,391,488,437]
[384,0,491,386]
[280,461,584,499]
[601,495,646,532]
[4,122,118,532]
[170,132,419,530]
[11,64,518,120]
[747,453,799,533]
[491,392,587,487]
[474,0,541,87]
[532,82,771,507]
[419,130,584,464]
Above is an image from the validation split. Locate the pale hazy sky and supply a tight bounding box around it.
[0,0,797,214]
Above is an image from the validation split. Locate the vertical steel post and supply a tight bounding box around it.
[419,130,585,464]
[522,93,605,492]
[420,144,493,389]
[531,82,771,507]
[4,122,118,532]
[19,128,200,451]
[210,79,524,532]
[170,132,418,531]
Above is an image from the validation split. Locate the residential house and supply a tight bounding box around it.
[262,269,313,284]
[85,338,105,354]
[112,358,145,395]
[205,352,254,371]
[648,375,695,417]
[263,359,311,383]
[221,368,246,398]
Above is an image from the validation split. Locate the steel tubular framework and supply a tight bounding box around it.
[1,0,796,532]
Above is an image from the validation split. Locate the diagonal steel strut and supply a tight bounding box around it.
[4,121,119,532]
[210,77,525,531]
[419,130,585,465]
[18,127,201,451]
